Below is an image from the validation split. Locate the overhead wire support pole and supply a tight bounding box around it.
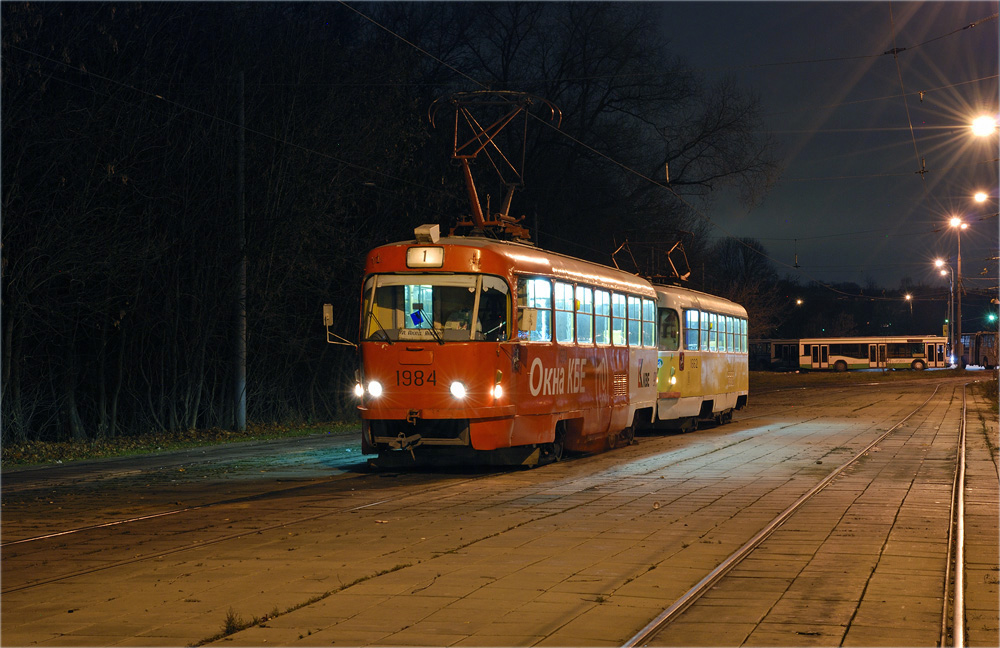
[234,71,247,432]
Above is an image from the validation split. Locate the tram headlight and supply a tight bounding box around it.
[492,370,503,400]
[367,380,383,398]
[450,381,467,399]
[353,383,365,398]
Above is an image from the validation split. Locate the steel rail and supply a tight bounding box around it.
[623,383,945,648]
[954,384,967,647]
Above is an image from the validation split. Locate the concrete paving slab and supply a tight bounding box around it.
[743,622,846,646]
[842,622,935,646]
[648,620,757,646]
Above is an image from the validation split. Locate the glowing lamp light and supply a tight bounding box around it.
[492,384,503,399]
[367,380,383,398]
[971,115,997,137]
[353,383,365,398]
[450,381,467,399]
[974,191,988,203]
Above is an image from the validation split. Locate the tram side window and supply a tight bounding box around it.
[705,312,718,351]
[612,293,627,345]
[642,299,656,347]
[685,310,700,350]
[554,282,575,344]
[659,308,680,351]
[517,277,552,342]
[595,290,611,345]
[627,295,642,346]
[720,316,730,352]
[576,286,594,344]
[740,318,747,352]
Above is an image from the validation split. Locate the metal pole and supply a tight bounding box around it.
[949,270,954,363]
[956,230,963,369]
[234,71,247,431]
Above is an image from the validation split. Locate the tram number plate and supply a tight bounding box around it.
[396,370,437,386]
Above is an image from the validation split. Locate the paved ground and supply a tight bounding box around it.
[1,377,996,647]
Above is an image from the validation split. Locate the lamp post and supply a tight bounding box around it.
[935,259,954,362]
[949,216,968,368]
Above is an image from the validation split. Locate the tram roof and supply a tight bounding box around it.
[371,235,657,295]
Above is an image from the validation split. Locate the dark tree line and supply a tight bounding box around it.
[2,2,780,444]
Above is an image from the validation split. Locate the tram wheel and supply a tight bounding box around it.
[544,428,565,462]
[620,426,635,446]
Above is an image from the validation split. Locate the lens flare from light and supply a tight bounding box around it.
[368,380,383,398]
[450,382,466,399]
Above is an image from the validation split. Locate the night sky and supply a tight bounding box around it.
[659,1,998,292]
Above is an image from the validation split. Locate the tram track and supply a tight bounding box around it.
[622,381,972,647]
[0,383,860,550]
[2,382,939,596]
[3,379,983,647]
[0,386,878,554]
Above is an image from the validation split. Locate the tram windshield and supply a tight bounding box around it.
[361,273,511,342]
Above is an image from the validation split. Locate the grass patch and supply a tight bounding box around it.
[1,421,357,468]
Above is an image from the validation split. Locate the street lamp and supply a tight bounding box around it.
[935,259,955,363]
[949,217,969,367]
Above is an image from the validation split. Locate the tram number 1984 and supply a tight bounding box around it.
[396,370,437,386]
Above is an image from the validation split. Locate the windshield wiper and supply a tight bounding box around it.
[366,311,394,344]
[418,309,444,345]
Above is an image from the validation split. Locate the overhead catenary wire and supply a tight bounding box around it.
[335,1,996,304]
[14,3,991,304]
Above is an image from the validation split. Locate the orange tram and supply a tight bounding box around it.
[332,226,748,467]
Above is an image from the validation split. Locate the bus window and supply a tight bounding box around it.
[659,309,680,351]
[627,295,641,346]
[517,277,552,342]
[612,293,627,345]
[595,290,611,345]
[642,299,656,347]
[554,282,574,344]
[685,310,700,350]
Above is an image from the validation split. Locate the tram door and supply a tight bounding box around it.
[869,343,887,368]
[811,344,829,369]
